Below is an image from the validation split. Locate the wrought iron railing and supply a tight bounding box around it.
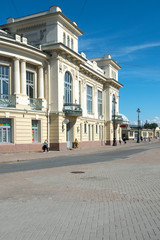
[29,98,42,110]
[63,103,82,116]
[112,114,123,123]
[0,94,16,107]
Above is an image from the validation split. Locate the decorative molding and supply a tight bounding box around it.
[17,23,46,33]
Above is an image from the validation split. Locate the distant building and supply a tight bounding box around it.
[122,125,160,140]
[0,6,125,153]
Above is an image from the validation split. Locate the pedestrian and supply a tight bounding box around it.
[140,136,143,142]
[74,138,79,148]
[119,138,122,144]
[123,137,126,144]
[43,139,49,152]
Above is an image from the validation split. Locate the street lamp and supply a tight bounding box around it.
[112,95,117,146]
[137,108,141,143]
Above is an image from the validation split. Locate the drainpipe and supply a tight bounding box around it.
[47,62,51,149]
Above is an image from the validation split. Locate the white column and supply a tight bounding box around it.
[21,60,26,95]
[14,58,20,94]
[38,66,44,99]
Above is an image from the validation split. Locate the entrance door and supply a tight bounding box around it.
[66,123,70,148]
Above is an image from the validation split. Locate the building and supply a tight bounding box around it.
[0,6,124,153]
[122,125,160,140]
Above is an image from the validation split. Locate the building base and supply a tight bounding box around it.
[0,143,42,153]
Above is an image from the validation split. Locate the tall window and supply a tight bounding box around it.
[32,120,39,142]
[67,36,70,48]
[26,71,34,98]
[0,119,11,143]
[84,123,87,134]
[64,72,72,103]
[71,39,74,50]
[63,33,66,45]
[0,65,9,96]
[98,90,102,115]
[112,94,116,116]
[87,85,92,113]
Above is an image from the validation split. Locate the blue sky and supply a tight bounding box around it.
[1,0,160,125]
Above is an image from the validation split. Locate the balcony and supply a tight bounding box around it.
[29,98,42,110]
[0,94,16,107]
[112,114,123,123]
[63,103,82,116]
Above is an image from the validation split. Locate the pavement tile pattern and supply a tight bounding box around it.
[0,141,160,240]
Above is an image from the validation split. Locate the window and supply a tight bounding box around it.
[26,71,34,98]
[87,85,92,113]
[0,65,9,96]
[79,81,81,105]
[98,90,102,115]
[67,36,70,48]
[130,132,133,137]
[71,39,74,50]
[32,120,39,142]
[96,124,98,134]
[64,72,72,103]
[0,119,11,143]
[112,94,116,116]
[63,33,66,45]
[143,132,147,137]
[84,123,87,134]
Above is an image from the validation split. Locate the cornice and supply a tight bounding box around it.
[1,12,83,36]
[0,36,49,59]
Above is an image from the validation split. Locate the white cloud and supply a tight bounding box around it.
[115,42,160,57]
[130,117,160,126]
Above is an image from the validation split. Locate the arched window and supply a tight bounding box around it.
[71,38,74,50]
[64,72,72,103]
[63,32,66,45]
[112,94,116,116]
[67,36,70,48]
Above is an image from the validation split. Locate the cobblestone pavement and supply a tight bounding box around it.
[0,144,160,240]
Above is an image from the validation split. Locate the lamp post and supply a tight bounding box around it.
[112,96,117,146]
[137,108,141,143]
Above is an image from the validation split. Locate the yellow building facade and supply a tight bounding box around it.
[0,6,124,152]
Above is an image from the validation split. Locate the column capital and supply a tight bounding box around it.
[20,59,26,63]
[13,57,20,61]
[37,65,44,69]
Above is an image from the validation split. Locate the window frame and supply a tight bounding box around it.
[64,72,72,104]
[87,85,92,114]
[26,71,35,98]
[0,118,12,143]
[32,120,40,143]
[63,32,66,45]
[98,90,102,116]
[0,65,9,96]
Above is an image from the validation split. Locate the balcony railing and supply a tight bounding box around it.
[63,103,82,116]
[112,114,123,123]
[0,94,16,107]
[29,98,42,110]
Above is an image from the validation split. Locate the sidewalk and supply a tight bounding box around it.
[0,139,159,164]
[0,139,160,240]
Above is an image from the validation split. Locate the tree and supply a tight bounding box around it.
[143,123,158,129]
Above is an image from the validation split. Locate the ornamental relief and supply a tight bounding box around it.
[71,69,75,77]
[59,63,63,73]
[62,64,68,72]
[81,79,86,86]
[93,85,98,95]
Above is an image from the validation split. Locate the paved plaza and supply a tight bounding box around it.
[0,142,160,240]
